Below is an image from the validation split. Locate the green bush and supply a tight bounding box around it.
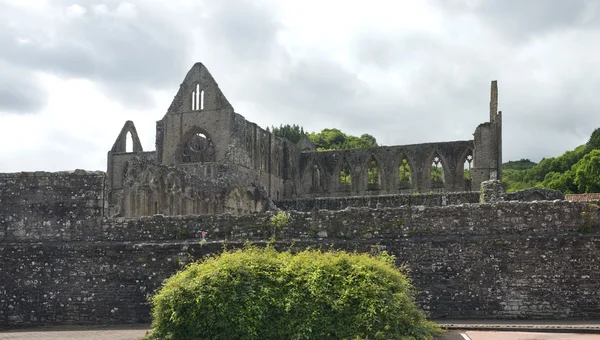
[146,246,440,340]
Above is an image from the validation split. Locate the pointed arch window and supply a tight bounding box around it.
[339,162,352,187]
[367,156,380,190]
[273,149,281,176]
[398,156,412,190]
[125,131,133,153]
[191,84,204,111]
[431,153,445,192]
[260,141,267,171]
[311,164,321,188]
[182,131,216,163]
[464,150,474,191]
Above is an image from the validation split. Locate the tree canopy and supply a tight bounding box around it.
[502,128,600,194]
[271,124,378,150]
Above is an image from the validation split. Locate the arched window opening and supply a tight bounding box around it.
[125,131,133,153]
[182,131,216,163]
[398,156,412,190]
[339,162,352,187]
[260,142,266,171]
[431,154,444,192]
[464,150,473,191]
[273,150,281,176]
[311,164,321,188]
[277,160,282,177]
[191,90,196,110]
[191,84,202,111]
[367,157,380,189]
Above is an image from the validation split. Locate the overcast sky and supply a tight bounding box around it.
[1,0,599,172]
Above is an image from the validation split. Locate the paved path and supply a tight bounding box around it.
[2,324,600,340]
[452,331,600,339]
[0,326,149,340]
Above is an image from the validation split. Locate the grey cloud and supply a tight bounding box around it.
[0,0,286,114]
[435,0,600,40]
[199,0,282,61]
[476,0,598,38]
[0,0,194,113]
[0,63,47,114]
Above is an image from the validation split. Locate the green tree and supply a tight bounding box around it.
[587,127,600,150]
[574,150,600,193]
[308,129,378,150]
[271,124,306,144]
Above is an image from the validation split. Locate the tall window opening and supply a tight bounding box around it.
[431,154,444,192]
[398,156,411,190]
[311,164,321,188]
[260,142,266,171]
[192,84,202,111]
[464,150,473,191]
[367,156,380,189]
[339,162,352,187]
[191,88,196,110]
[125,131,133,153]
[273,150,281,176]
[182,131,216,163]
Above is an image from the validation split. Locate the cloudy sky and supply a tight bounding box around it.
[0,0,599,172]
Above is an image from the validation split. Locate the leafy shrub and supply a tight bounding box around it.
[270,210,291,229]
[145,246,440,340]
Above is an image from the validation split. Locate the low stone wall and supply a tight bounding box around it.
[274,191,480,212]
[503,187,565,201]
[1,200,600,327]
[0,171,105,242]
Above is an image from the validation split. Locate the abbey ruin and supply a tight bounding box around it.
[1,63,599,327]
[107,63,503,217]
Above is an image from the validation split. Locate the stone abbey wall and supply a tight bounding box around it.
[0,171,105,241]
[103,63,502,218]
[296,141,476,198]
[275,191,480,212]
[1,184,600,326]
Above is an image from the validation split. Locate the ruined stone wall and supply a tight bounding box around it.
[0,171,105,241]
[295,141,475,197]
[274,191,480,212]
[1,200,600,327]
[229,113,290,199]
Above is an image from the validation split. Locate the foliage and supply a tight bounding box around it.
[308,128,378,150]
[340,165,351,185]
[367,159,379,185]
[588,127,600,150]
[574,150,600,193]
[502,128,600,194]
[270,210,291,230]
[271,124,378,151]
[399,158,411,183]
[502,159,537,171]
[146,246,440,340]
[463,169,472,180]
[431,166,443,183]
[271,124,306,144]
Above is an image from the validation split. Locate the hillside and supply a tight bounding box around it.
[502,128,600,193]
